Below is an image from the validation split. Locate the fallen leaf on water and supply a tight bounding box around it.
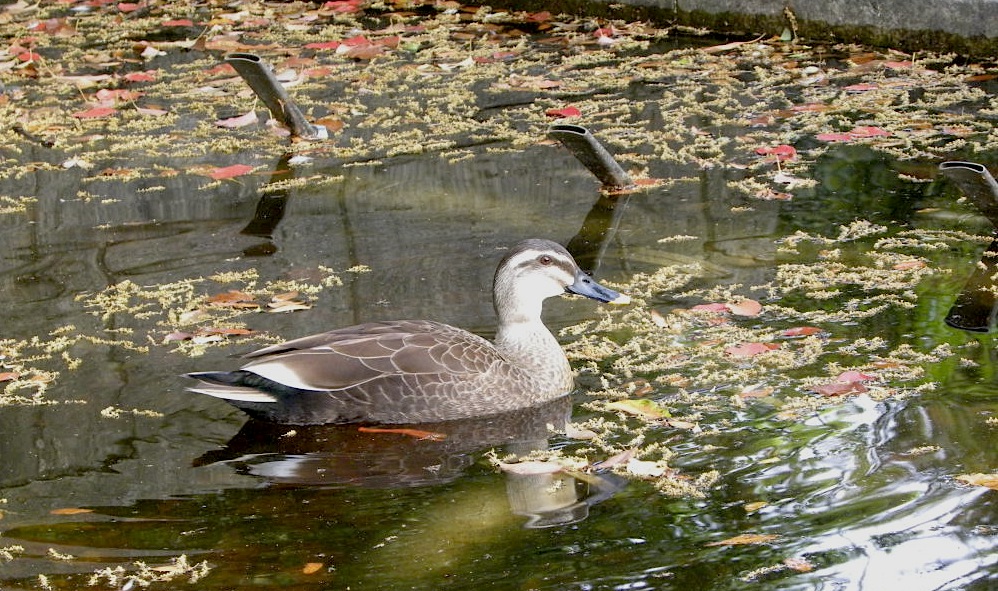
[743,501,768,513]
[754,144,796,162]
[836,370,874,383]
[781,326,823,337]
[208,164,256,180]
[215,110,259,128]
[783,557,815,572]
[725,342,779,358]
[357,426,446,441]
[606,398,670,419]
[50,508,93,515]
[72,106,117,119]
[0,372,20,381]
[726,298,762,317]
[707,533,778,546]
[592,447,637,470]
[545,106,581,118]
[955,473,998,490]
[812,381,867,396]
[626,458,668,478]
[208,290,257,306]
[739,384,774,398]
[302,562,324,575]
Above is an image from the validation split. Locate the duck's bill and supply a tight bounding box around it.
[566,271,631,305]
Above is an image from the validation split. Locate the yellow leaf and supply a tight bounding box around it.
[956,473,998,490]
[606,399,670,419]
[302,562,324,575]
[50,508,93,515]
[706,533,778,546]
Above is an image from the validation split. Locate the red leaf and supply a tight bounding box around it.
[545,106,581,118]
[342,34,371,47]
[123,70,156,82]
[162,19,195,26]
[72,106,117,119]
[208,164,255,180]
[322,0,365,13]
[17,51,40,62]
[755,144,797,162]
[781,326,822,337]
[118,2,141,12]
[725,342,779,358]
[0,371,19,382]
[215,110,259,128]
[836,370,874,383]
[815,132,855,142]
[844,83,878,92]
[813,382,867,396]
[850,125,891,138]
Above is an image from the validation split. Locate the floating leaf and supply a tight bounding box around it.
[725,342,779,358]
[50,507,93,516]
[72,106,117,119]
[302,562,324,575]
[755,144,796,161]
[208,164,255,180]
[215,110,258,128]
[781,326,823,337]
[545,106,581,118]
[706,533,778,547]
[726,298,762,317]
[0,371,19,382]
[606,398,670,419]
[956,473,998,490]
[592,447,637,470]
[812,381,867,396]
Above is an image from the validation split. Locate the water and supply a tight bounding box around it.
[3,4,998,589]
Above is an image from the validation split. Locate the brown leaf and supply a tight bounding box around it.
[302,562,324,575]
[725,342,779,358]
[215,110,259,128]
[706,533,778,546]
[50,507,93,515]
[0,371,19,382]
[726,298,762,317]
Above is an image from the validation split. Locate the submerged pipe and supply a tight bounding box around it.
[548,124,633,189]
[939,161,998,332]
[224,53,327,141]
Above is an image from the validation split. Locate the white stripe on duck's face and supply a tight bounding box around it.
[493,242,580,324]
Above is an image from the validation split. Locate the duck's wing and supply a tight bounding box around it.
[239,320,504,392]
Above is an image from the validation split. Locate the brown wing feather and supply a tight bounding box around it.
[240,321,506,392]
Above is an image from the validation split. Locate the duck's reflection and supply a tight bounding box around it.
[195,396,623,528]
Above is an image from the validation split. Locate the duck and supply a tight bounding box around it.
[185,238,629,425]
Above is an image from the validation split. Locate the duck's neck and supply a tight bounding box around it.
[493,292,570,376]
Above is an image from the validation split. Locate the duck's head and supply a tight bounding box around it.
[493,239,629,323]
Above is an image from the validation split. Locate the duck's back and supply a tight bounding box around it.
[189,320,573,424]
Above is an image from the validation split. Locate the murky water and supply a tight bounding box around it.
[3,4,998,588]
[2,139,997,590]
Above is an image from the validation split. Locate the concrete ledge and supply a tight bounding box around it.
[485,0,998,56]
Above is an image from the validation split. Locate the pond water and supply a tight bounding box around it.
[2,2,998,590]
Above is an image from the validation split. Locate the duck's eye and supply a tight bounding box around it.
[538,255,553,265]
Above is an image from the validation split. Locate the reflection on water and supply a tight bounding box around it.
[2,137,998,589]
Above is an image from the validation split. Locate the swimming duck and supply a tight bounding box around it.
[186,239,628,424]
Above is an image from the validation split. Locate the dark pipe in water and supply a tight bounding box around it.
[224,53,327,141]
[939,161,998,332]
[547,124,633,189]
[939,161,998,228]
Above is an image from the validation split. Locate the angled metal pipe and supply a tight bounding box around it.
[939,161,998,332]
[224,53,327,140]
[548,124,633,189]
[939,161,998,227]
